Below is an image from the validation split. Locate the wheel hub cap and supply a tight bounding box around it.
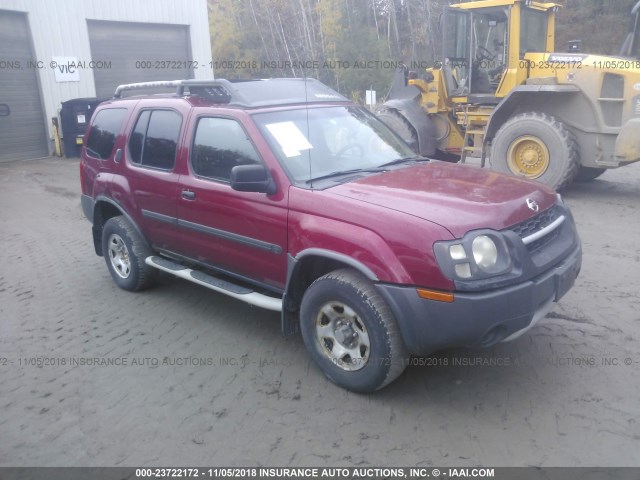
[507,135,550,179]
[315,302,370,371]
[334,320,358,347]
[108,234,131,279]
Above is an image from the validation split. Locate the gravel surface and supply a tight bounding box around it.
[1,157,639,467]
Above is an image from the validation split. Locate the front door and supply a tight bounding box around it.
[177,115,288,291]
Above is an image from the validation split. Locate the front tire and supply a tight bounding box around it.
[490,112,580,190]
[300,269,408,392]
[101,216,156,291]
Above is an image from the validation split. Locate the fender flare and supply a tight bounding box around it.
[92,195,152,255]
[485,84,581,143]
[289,248,379,282]
[281,248,380,336]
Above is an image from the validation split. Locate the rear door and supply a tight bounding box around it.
[119,105,185,252]
[176,112,288,291]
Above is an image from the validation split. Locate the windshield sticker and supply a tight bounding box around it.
[265,121,314,157]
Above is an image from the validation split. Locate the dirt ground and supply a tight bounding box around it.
[0,156,639,467]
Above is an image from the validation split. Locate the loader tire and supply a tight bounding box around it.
[377,109,419,154]
[490,112,580,190]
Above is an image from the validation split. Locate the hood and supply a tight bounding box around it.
[328,162,557,238]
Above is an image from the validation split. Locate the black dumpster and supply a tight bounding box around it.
[60,97,106,158]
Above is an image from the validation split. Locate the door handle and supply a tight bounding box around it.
[181,189,196,200]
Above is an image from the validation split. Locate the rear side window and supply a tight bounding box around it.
[191,117,261,181]
[85,108,127,160]
[128,110,182,170]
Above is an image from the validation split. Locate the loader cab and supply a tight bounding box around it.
[620,1,640,57]
[442,0,557,101]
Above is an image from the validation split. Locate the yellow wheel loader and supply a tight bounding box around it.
[378,0,640,189]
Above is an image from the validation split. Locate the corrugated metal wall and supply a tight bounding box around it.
[0,10,49,162]
[0,0,212,158]
[88,20,193,98]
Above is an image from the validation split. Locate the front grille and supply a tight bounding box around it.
[510,205,559,237]
[509,205,562,252]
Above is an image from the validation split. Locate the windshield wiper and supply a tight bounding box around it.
[305,168,385,184]
[377,156,427,169]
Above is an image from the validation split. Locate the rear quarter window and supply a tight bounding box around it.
[85,108,127,160]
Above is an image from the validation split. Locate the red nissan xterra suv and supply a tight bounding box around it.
[80,78,582,392]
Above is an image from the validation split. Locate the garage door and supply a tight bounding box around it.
[88,20,194,98]
[0,10,49,162]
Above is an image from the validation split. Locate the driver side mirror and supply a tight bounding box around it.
[230,164,277,195]
[0,104,10,117]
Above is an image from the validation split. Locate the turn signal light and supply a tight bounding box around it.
[416,288,455,303]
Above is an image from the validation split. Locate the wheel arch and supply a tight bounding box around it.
[485,85,593,144]
[92,196,150,256]
[281,249,378,337]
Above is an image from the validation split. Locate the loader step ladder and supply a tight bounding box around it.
[460,107,488,167]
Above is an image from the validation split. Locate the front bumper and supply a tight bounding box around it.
[376,243,582,356]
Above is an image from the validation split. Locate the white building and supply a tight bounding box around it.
[0,0,213,161]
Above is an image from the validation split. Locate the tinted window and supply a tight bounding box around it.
[128,110,181,170]
[86,108,127,160]
[191,117,261,181]
[129,110,150,164]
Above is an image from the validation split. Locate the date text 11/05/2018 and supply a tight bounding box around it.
[518,59,640,70]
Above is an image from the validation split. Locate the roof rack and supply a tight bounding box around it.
[113,79,237,100]
[113,78,348,107]
[113,80,182,97]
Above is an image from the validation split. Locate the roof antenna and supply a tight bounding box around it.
[304,71,313,188]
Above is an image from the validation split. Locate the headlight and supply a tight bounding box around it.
[472,235,498,270]
[434,231,512,282]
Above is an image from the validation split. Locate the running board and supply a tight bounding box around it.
[145,256,282,312]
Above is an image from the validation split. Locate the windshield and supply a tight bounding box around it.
[252,106,416,185]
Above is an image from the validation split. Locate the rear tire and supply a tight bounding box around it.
[575,166,607,182]
[377,109,419,154]
[490,112,580,190]
[300,269,408,393]
[101,216,157,291]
